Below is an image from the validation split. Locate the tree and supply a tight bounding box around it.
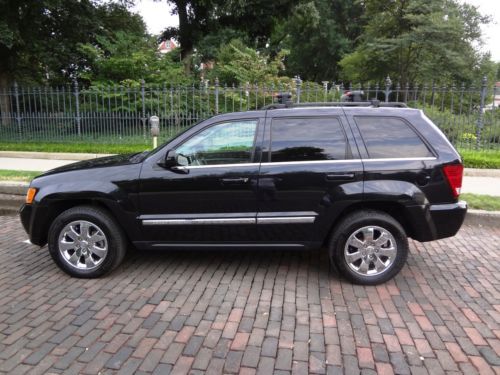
[206,39,288,85]
[339,0,492,84]
[160,0,299,68]
[78,32,189,86]
[271,0,363,81]
[0,0,145,124]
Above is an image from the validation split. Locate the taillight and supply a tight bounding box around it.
[442,164,464,198]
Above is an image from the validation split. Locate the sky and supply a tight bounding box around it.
[132,0,500,62]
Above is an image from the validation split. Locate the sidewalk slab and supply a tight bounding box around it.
[0,157,76,171]
[0,151,114,160]
[462,176,500,196]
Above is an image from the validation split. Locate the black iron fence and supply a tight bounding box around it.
[0,77,499,150]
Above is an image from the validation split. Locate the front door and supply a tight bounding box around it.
[137,118,263,248]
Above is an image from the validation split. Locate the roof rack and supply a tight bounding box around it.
[261,100,407,110]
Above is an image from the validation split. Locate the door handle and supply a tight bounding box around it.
[220,177,249,185]
[326,173,355,181]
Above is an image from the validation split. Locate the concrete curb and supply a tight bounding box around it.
[464,209,500,227]
[0,181,29,195]
[0,151,114,161]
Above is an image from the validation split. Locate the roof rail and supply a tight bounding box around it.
[261,100,407,110]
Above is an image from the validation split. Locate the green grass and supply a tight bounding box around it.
[461,193,500,211]
[0,141,150,155]
[0,169,41,182]
[458,149,500,169]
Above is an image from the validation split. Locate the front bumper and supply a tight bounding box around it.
[407,201,467,242]
[19,203,47,246]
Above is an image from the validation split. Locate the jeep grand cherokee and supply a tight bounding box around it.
[20,101,467,284]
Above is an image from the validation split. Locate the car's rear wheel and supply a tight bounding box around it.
[48,206,126,278]
[329,210,408,285]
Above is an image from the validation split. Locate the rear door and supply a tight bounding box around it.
[255,108,364,247]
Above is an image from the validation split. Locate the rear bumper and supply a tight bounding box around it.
[408,201,467,242]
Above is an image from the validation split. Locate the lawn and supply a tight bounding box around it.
[0,141,149,155]
[461,193,500,211]
[0,169,41,182]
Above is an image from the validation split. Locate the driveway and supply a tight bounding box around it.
[0,216,499,374]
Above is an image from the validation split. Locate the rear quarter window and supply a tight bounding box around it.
[354,116,434,158]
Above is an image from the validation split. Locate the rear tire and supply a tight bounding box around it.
[328,210,408,285]
[48,206,126,278]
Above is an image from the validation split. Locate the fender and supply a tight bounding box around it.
[27,163,142,246]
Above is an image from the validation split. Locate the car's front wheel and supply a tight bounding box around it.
[48,206,126,278]
[329,210,409,285]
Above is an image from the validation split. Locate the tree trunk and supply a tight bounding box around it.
[175,0,194,74]
[0,71,12,127]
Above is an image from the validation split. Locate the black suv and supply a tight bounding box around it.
[20,102,467,284]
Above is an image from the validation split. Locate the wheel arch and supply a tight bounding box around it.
[32,198,131,247]
[322,201,417,247]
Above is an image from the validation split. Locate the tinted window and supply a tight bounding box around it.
[176,120,257,165]
[355,117,433,158]
[271,117,347,162]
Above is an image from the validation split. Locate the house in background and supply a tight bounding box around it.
[158,39,178,54]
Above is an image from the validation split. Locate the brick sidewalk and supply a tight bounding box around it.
[0,216,499,374]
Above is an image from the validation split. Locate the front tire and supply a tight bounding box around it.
[329,210,408,285]
[48,206,127,278]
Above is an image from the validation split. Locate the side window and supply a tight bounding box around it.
[176,120,257,166]
[270,117,348,162]
[355,117,433,158]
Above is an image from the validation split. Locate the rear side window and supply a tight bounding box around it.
[271,117,348,162]
[355,116,433,158]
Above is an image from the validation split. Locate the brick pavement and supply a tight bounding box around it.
[0,215,499,374]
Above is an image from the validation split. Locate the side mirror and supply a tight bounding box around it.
[159,149,189,170]
[161,149,178,169]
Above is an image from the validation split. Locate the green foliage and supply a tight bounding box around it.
[0,1,147,86]
[339,0,494,84]
[459,149,500,169]
[207,39,289,86]
[79,32,190,86]
[275,0,363,81]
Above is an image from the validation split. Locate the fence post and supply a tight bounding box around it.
[214,77,219,115]
[13,81,22,139]
[74,79,81,136]
[384,76,392,102]
[476,76,487,150]
[141,79,146,139]
[322,81,329,101]
[295,76,302,103]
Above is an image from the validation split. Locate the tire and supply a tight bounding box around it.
[328,210,408,285]
[48,206,127,278]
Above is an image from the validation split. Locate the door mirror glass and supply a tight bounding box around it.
[176,153,189,166]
